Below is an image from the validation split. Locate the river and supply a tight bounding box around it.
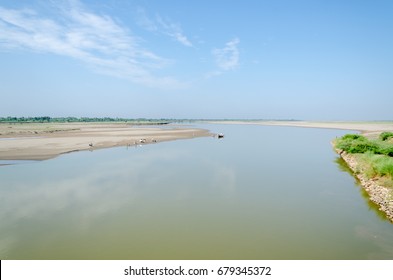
[0,124,392,259]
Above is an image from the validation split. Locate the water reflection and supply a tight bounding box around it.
[0,160,38,165]
[0,124,392,259]
[355,225,393,259]
[334,157,389,222]
[0,143,241,259]
[335,156,354,173]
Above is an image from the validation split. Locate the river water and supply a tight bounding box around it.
[0,124,392,259]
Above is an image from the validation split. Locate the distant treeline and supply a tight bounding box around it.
[0,116,171,124]
[0,116,301,124]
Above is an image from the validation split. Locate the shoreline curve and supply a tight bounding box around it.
[334,149,393,223]
[0,123,213,161]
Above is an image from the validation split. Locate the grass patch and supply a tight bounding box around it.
[361,152,393,178]
[380,132,393,141]
[336,132,393,156]
[335,132,393,189]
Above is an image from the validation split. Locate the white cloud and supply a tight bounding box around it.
[0,3,186,89]
[136,8,193,47]
[212,38,240,70]
[156,15,193,47]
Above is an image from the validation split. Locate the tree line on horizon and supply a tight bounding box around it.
[0,116,302,123]
[0,116,171,124]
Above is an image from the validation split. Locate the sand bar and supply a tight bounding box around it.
[208,120,393,135]
[0,123,212,161]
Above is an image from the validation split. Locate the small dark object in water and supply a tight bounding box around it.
[218,133,224,138]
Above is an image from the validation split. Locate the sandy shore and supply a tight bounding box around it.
[0,123,212,161]
[208,120,393,135]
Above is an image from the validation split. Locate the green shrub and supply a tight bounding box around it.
[379,132,393,141]
[336,133,393,156]
[380,145,393,157]
[336,135,378,154]
[341,134,367,141]
[335,138,352,151]
[347,140,379,153]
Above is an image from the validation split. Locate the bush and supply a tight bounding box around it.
[336,133,393,156]
[341,134,367,141]
[380,132,393,141]
[336,135,378,154]
[347,140,379,154]
[380,145,393,157]
[335,139,352,151]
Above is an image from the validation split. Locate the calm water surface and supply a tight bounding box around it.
[0,124,392,259]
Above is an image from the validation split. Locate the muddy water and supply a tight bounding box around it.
[0,124,392,259]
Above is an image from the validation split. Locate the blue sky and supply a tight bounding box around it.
[0,0,392,120]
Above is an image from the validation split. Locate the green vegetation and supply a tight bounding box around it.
[0,116,171,125]
[0,117,301,124]
[335,133,393,156]
[335,132,393,181]
[380,132,393,141]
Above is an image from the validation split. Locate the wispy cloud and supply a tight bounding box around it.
[212,38,240,71]
[0,2,186,89]
[136,7,193,47]
[156,15,193,47]
[136,7,157,32]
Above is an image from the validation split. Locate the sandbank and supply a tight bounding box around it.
[0,123,212,161]
[208,120,393,135]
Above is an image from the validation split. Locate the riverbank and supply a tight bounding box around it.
[332,132,393,223]
[0,123,212,161]
[335,149,393,222]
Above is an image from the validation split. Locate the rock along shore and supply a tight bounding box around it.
[335,148,393,223]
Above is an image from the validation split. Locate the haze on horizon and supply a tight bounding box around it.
[0,0,392,121]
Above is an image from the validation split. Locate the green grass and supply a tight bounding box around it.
[380,132,393,141]
[336,133,393,156]
[360,152,393,178]
[335,132,393,188]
